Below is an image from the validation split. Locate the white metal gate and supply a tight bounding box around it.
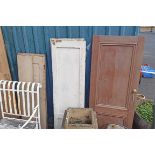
[0,80,42,129]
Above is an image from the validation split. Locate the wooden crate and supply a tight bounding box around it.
[62,108,98,129]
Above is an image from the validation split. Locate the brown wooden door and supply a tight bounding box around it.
[89,36,144,129]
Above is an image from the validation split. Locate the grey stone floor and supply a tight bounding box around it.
[0,118,36,129]
[139,32,155,100]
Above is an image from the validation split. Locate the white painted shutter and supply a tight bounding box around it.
[51,39,86,129]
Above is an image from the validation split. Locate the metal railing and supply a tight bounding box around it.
[0,80,42,129]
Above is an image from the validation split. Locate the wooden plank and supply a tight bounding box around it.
[17,53,47,129]
[0,27,12,118]
[89,36,144,128]
[0,27,11,80]
[51,38,86,129]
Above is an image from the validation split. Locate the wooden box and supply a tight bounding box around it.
[62,108,98,129]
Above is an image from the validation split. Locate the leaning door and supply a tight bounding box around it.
[89,36,144,128]
[51,39,86,129]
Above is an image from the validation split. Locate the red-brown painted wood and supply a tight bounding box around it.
[89,36,144,129]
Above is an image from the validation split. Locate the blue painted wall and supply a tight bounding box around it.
[1,26,139,128]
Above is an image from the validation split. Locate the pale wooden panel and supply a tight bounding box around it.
[17,53,47,129]
[51,39,86,129]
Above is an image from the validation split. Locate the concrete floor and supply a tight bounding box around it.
[139,32,155,100]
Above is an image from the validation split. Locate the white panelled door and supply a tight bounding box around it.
[51,39,86,129]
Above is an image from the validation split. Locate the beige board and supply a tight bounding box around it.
[17,53,47,129]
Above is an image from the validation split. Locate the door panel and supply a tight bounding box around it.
[89,36,144,128]
[97,45,133,107]
[51,39,86,129]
